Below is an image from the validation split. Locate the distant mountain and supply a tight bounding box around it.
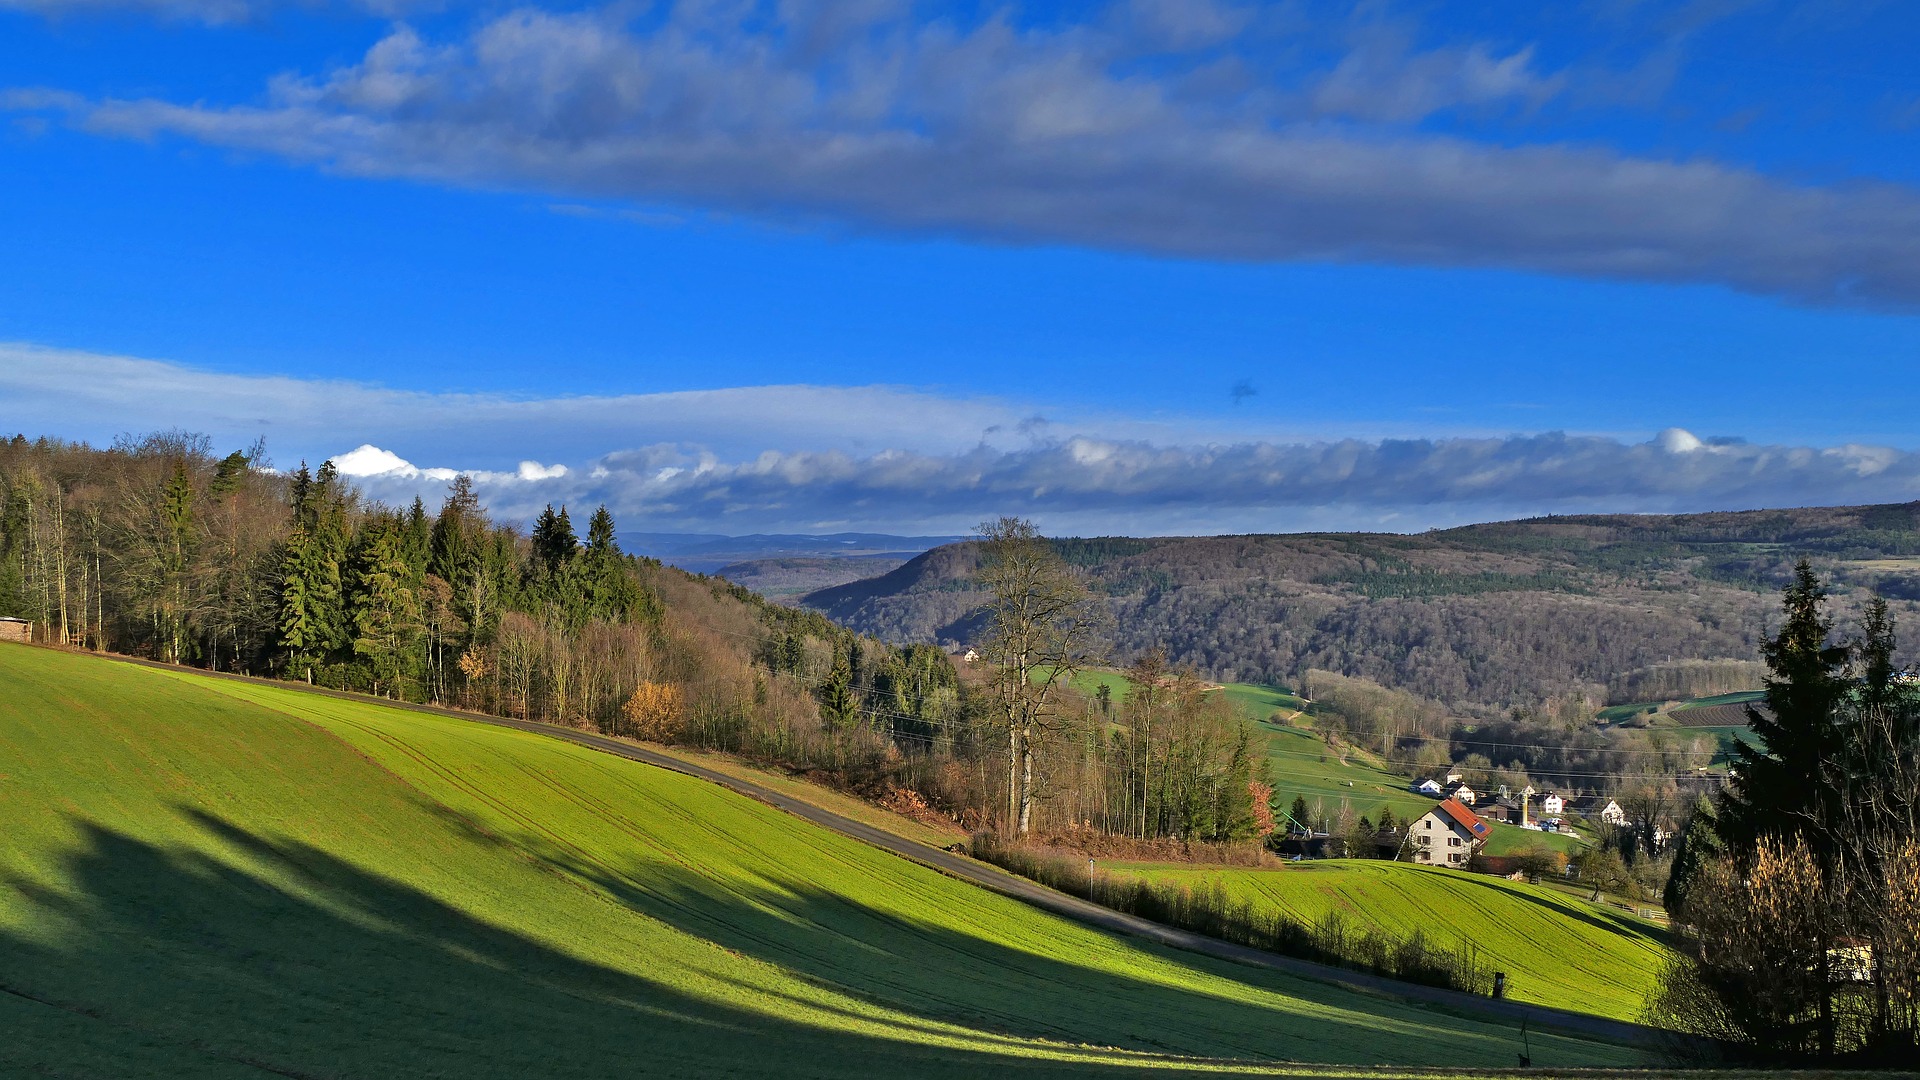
[621,532,965,575]
[801,503,1920,712]
[711,555,913,602]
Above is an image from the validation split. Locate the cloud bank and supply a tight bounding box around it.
[9,343,1920,535]
[14,3,1920,307]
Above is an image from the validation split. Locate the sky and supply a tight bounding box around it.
[5,0,1920,535]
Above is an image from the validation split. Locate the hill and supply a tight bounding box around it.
[803,503,1920,710]
[0,645,1640,1076]
[1100,860,1672,1023]
[713,554,911,601]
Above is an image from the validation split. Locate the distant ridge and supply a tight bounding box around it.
[622,532,966,574]
[801,502,1920,711]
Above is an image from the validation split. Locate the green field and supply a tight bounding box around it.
[1599,690,1763,725]
[1673,690,1765,709]
[1100,860,1673,1023]
[1047,667,1310,724]
[0,646,1642,1076]
[1258,719,1438,824]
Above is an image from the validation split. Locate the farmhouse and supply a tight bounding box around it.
[1478,798,1520,824]
[1410,778,1444,796]
[1445,781,1479,805]
[1569,796,1628,826]
[1538,792,1566,816]
[0,617,30,644]
[1407,799,1490,868]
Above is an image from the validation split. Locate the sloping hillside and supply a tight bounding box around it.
[1103,861,1672,1023]
[0,646,1638,1077]
[803,503,1920,709]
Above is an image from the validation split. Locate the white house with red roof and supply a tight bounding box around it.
[1406,799,1491,867]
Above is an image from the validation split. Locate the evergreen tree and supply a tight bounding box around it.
[1288,794,1311,835]
[1664,794,1723,917]
[1719,560,1853,860]
[580,505,641,621]
[278,524,332,679]
[531,504,578,573]
[818,647,857,731]
[209,450,250,498]
[350,521,423,698]
[156,460,197,662]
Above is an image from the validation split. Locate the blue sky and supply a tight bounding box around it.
[6,1,1920,534]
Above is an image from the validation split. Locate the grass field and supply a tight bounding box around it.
[0,646,1643,1077]
[1257,719,1439,824]
[1047,667,1310,724]
[1099,860,1673,1023]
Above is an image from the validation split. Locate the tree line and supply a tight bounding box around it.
[1650,562,1920,1064]
[0,435,1264,847]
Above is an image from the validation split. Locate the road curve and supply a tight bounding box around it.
[106,651,1660,1050]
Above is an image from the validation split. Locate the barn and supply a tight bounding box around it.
[0,617,32,644]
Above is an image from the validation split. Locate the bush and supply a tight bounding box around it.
[968,834,1492,996]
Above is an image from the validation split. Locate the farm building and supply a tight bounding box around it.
[1445,782,1479,805]
[0,617,31,644]
[1409,778,1444,796]
[1538,792,1566,816]
[1407,799,1490,868]
[1569,796,1628,826]
[1479,799,1520,824]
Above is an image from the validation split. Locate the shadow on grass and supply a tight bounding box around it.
[0,806,1635,1078]
[1439,870,1673,949]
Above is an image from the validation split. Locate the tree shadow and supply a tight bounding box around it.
[343,801,1641,1070]
[1442,870,1673,948]
[0,807,1635,1078]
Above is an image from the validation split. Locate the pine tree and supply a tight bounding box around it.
[531,504,578,573]
[580,505,641,620]
[278,524,331,679]
[1719,560,1853,859]
[350,522,423,698]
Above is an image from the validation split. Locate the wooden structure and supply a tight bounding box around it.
[0,617,32,644]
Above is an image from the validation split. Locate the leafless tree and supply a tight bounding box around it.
[977,517,1104,835]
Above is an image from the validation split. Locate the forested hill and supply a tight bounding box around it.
[0,433,963,782]
[803,504,1920,711]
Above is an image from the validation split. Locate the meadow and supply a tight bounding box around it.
[1098,860,1674,1024]
[0,645,1642,1077]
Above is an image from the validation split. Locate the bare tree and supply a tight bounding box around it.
[976,517,1103,835]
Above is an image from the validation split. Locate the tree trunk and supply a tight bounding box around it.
[1007,721,1021,833]
[1018,730,1034,835]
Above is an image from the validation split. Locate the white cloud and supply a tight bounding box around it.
[10,342,1920,534]
[12,4,1920,306]
[0,0,432,23]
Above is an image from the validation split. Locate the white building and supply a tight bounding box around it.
[1406,799,1491,868]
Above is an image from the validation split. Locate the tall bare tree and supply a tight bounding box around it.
[977,517,1103,835]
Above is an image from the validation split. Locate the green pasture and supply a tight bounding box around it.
[1480,821,1586,856]
[1672,690,1765,710]
[1595,700,1661,722]
[1258,720,1439,825]
[0,646,1642,1077]
[1099,860,1673,1024]
[1043,666,1309,724]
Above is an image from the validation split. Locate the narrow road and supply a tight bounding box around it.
[112,653,1660,1050]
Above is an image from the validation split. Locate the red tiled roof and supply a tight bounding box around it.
[1435,798,1490,839]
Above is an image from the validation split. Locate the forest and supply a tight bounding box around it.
[0,432,1260,845]
[804,506,1920,711]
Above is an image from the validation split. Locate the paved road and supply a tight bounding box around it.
[112,653,1661,1050]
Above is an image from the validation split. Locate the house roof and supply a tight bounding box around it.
[1434,798,1491,839]
[0,616,28,624]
